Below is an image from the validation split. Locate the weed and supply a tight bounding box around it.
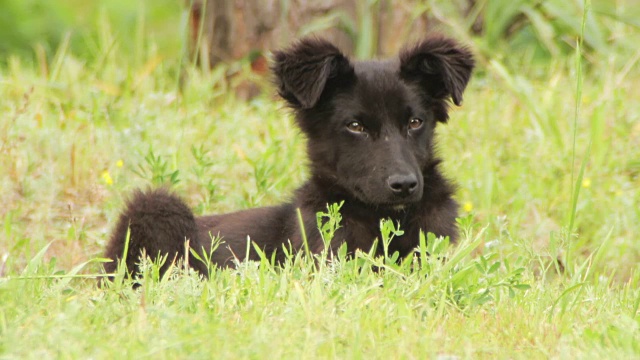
[132,146,181,186]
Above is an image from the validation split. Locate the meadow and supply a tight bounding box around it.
[0,1,639,358]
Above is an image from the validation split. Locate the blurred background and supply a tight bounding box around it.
[1,0,638,71]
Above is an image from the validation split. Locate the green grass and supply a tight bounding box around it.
[1,6,640,359]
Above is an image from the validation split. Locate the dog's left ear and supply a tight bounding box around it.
[400,36,474,107]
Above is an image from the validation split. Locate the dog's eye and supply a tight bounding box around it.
[346,121,365,133]
[408,118,424,130]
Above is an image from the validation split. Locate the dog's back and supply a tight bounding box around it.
[104,34,474,279]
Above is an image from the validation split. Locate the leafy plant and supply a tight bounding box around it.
[190,144,218,214]
[132,146,181,186]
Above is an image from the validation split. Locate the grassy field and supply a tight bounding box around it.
[1,3,639,359]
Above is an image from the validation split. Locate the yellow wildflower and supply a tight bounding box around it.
[581,178,591,189]
[101,170,113,186]
[116,159,124,168]
[463,202,473,212]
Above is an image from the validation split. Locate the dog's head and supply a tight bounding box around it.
[273,35,474,208]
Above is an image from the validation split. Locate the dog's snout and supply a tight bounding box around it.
[387,174,418,197]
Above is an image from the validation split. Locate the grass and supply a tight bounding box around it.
[1,5,640,359]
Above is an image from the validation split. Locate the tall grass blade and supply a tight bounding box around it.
[566,0,590,270]
[21,242,53,276]
[296,208,310,257]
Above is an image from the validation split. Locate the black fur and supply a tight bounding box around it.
[103,188,207,277]
[104,34,474,278]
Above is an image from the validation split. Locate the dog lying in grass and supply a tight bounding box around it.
[104,34,474,278]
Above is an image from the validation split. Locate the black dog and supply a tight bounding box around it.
[104,34,474,278]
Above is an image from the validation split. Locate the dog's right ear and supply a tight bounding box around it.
[272,38,353,109]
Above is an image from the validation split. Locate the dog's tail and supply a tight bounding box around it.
[103,188,200,280]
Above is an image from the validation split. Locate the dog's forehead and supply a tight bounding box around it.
[350,59,419,112]
[354,58,397,72]
[353,59,399,84]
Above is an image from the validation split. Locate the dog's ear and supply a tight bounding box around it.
[399,35,474,107]
[272,38,353,109]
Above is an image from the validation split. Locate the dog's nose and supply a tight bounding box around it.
[387,174,418,197]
